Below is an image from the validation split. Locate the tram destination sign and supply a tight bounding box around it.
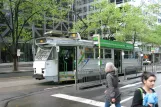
[36,38,53,44]
[93,37,133,50]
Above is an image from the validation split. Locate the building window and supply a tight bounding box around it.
[83,15,87,19]
[77,8,82,13]
[83,6,87,12]
[77,1,82,5]
[124,51,133,59]
[105,49,112,58]
[85,48,94,58]
[158,18,161,23]
[82,0,87,4]
[88,0,94,3]
[89,5,94,11]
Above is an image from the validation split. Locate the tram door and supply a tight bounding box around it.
[114,50,122,74]
[58,46,76,81]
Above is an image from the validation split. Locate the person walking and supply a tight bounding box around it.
[104,62,121,107]
[131,72,158,107]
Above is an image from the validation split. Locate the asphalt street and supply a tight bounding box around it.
[0,73,159,107]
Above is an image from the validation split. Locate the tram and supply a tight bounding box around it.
[33,31,141,82]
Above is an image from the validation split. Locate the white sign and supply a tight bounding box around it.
[17,49,20,56]
[56,46,59,52]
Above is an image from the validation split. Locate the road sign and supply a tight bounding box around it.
[17,49,20,56]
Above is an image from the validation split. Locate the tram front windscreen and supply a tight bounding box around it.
[35,47,52,61]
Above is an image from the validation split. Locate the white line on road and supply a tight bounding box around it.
[44,81,142,91]
[52,93,125,107]
[44,84,73,90]
[120,82,142,89]
[51,84,161,107]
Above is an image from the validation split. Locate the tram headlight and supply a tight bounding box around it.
[42,68,45,74]
[34,68,36,73]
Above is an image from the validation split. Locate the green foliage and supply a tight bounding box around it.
[0,0,73,70]
[73,1,160,45]
[0,0,73,49]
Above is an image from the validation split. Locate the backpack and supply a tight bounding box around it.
[138,88,145,99]
[138,88,157,107]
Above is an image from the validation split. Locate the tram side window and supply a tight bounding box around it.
[124,51,133,59]
[124,51,128,59]
[95,48,103,59]
[85,48,94,58]
[134,52,138,59]
[105,49,111,58]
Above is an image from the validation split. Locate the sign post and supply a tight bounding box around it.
[17,49,21,62]
[17,49,21,71]
[17,49,20,57]
[151,48,155,72]
[93,34,102,83]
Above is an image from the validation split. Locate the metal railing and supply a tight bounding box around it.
[75,68,106,90]
[124,66,142,80]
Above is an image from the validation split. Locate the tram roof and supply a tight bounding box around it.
[35,37,94,47]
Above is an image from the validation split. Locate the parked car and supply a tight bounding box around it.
[143,59,151,65]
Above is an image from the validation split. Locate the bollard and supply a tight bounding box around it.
[124,68,126,80]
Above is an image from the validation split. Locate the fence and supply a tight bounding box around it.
[124,66,142,80]
[75,64,161,90]
[75,68,106,90]
[143,63,161,73]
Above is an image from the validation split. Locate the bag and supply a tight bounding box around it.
[138,88,158,107]
[138,88,144,99]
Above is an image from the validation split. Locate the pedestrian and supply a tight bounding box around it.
[104,62,121,107]
[131,72,158,107]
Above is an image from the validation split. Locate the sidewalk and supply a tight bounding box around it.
[0,67,33,74]
[0,62,33,74]
[0,62,33,68]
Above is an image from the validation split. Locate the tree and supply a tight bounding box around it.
[115,4,148,44]
[73,0,160,46]
[72,0,122,39]
[0,0,73,71]
[116,3,160,45]
[144,25,161,45]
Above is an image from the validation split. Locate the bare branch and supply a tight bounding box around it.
[15,0,21,49]
[9,0,15,45]
[16,10,41,47]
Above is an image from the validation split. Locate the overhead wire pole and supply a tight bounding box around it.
[72,0,78,90]
[98,34,102,83]
[32,23,35,60]
[71,0,88,90]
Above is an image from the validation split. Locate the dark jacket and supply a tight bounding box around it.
[105,71,121,103]
[131,87,158,107]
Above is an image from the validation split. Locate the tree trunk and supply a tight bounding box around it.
[13,54,18,71]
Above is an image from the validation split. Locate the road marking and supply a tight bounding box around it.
[120,97,133,103]
[44,84,73,90]
[51,84,161,106]
[120,82,142,89]
[44,81,142,91]
[52,93,125,107]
